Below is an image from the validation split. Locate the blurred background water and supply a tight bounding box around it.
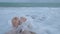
[0,0,60,3]
[0,7,60,34]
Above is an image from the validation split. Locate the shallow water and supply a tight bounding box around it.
[0,7,60,34]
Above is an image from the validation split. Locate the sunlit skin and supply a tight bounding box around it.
[20,17,32,29]
[12,17,20,28]
[11,17,27,28]
[20,17,27,23]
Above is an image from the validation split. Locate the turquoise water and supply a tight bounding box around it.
[0,3,60,7]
